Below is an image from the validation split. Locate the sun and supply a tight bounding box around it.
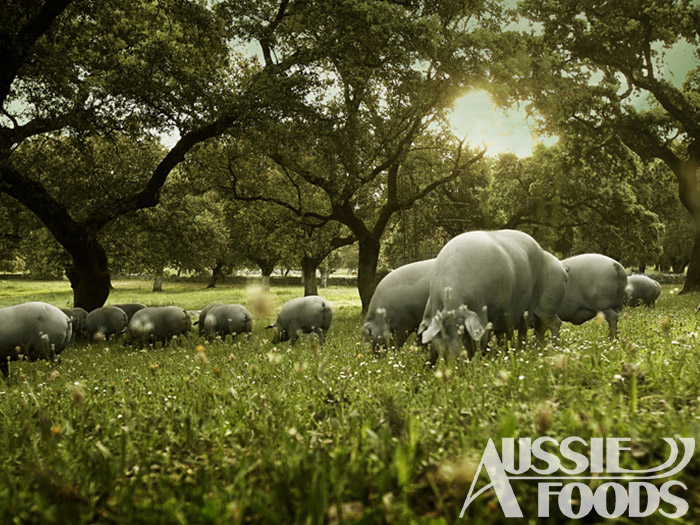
[447,90,556,158]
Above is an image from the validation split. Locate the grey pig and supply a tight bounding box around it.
[61,307,88,342]
[201,304,253,340]
[557,253,628,337]
[625,275,661,307]
[419,230,547,362]
[112,302,147,322]
[85,306,128,341]
[268,296,332,345]
[126,306,192,345]
[0,302,73,376]
[531,252,569,339]
[362,259,433,350]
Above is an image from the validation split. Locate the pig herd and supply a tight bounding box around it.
[0,296,332,377]
[362,229,662,363]
[0,229,664,377]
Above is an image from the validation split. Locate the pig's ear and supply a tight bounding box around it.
[417,298,433,337]
[464,311,486,342]
[417,318,429,336]
[421,318,440,344]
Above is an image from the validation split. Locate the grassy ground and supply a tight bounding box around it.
[1,279,699,523]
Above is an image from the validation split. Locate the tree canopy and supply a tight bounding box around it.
[0,0,361,308]
[0,0,698,308]
[508,0,700,289]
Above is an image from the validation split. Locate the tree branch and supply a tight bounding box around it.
[269,151,333,193]
[86,108,243,230]
[408,141,487,206]
[626,71,700,138]
[222,162,333,226]
[0,161,86,252]
[259,0,291,66]
[279,163,303,210]
[3,111,78,147]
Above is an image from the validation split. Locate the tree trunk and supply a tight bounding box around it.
[260,263,275,292]
[206,262,225,289]
[680,224,700,290]
[681,232,700,289]
[153,270,163,292]
[671,258,687,274]
[0,166,113,311]
[250,257,276,292]
[674,150,700,293]
[301,256,320,296]
[261,273,271,291]
[65,239,111,312]
[357,236,380,314]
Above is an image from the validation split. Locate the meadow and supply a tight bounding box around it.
[1,278,700,523]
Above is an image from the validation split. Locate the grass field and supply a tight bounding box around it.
[1,278,700,523]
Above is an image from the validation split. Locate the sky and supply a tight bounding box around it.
[447,39,699,158]
[447,90,553,158]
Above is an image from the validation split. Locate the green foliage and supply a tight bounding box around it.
[192,136,355,276]
[508,0,700,286]
[512,140,664,264]
[229,201,300,274]
[514,0,699,136]
[380,134,492,267]
[12,133,163,222]
[2,0,360,307]
[200,0,509,310]
[0,194,70,277]
[0,281,699,522]
[17,229,69,279]
[4,132,230,278]
[0,195,31,273]
[104,175,229,276]
[9,0,235,134]
[383,140,667,267]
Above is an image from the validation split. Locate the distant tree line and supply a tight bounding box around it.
[0,134,691,286]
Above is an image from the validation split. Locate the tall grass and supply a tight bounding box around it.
[0,280,699,523]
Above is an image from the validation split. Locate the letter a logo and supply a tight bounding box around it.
[460,439,523,518]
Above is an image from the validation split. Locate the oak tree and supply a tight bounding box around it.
[512,0,700,290]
